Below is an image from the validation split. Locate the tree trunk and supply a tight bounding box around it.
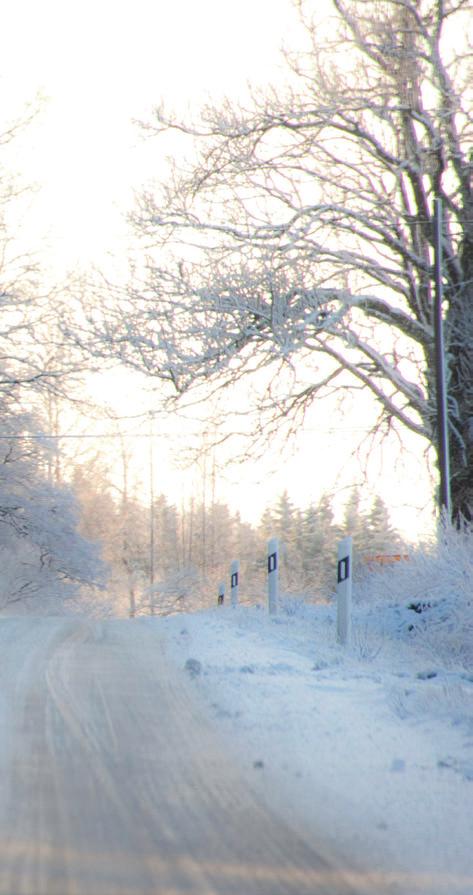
[447,263,473,523]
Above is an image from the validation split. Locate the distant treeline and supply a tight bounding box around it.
[73,458,400,616]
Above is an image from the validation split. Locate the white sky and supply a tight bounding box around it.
[2,0,436,539]
[4,0,296,268]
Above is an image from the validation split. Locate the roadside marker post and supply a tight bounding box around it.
[217,581,225,606]
[267,538,279,616]
[230,560,240,608]
[337,536,353,644]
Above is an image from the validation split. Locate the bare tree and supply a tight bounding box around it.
[0,101,110,608]
[86,0,473,521]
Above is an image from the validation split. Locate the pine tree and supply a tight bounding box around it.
[152,494,181,577]
[300,494,339,593]
[271,491,302,590]
[343,488,370,556]
[366,496,400,557]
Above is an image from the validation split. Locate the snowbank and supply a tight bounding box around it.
[157,597,473,895]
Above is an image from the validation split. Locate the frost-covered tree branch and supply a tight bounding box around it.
[82,0,473,521]
[0,100,107,610]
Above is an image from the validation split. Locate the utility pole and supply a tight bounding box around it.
[433,197,451,520]
[149,414,155,614]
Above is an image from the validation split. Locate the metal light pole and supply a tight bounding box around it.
[433,197,451,520]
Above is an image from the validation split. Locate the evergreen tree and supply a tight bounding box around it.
[366,496,400,556]
[343,488,370,556]
[152,494,181,576]
[300,494,339,592]
[271,491,302,590]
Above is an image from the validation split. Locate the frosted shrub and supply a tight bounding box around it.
[352,623,384,662]
[141,566,206,616]
[354,521,473,668]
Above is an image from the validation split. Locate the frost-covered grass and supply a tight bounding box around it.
[352,520,473,669]
[158,547,473,895]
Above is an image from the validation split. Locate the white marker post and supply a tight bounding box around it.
[217,581,225,606]
[337,536,353,645]
[267,538,279,616]
[230,560,240,608]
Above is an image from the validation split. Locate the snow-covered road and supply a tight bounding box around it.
[0,617,363,895]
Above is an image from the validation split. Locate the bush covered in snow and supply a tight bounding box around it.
[352,520,473,668]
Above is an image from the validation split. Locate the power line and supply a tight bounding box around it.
[0,425,376,441]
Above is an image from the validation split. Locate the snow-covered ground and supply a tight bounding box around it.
[157,593,473,895]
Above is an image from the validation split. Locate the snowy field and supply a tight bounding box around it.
[156,543,473,895]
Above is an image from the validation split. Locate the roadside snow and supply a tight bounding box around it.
[158,600,473,895]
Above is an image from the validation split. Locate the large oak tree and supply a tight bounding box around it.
[89,0,473,521]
